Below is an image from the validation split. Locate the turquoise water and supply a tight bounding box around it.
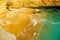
[37,8,60,40]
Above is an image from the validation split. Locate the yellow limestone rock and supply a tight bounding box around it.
[0,28,16,40]
[7,0,20,8]
[0,7,46,40]
[7,0,60,8]
[19,0,60,7]
[2,8,36,36]
[17,12,46,40]
[0,0,7,18]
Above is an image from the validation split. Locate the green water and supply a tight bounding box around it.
[37,8,60,40]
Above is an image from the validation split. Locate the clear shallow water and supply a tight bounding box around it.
[37,7,60,40]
